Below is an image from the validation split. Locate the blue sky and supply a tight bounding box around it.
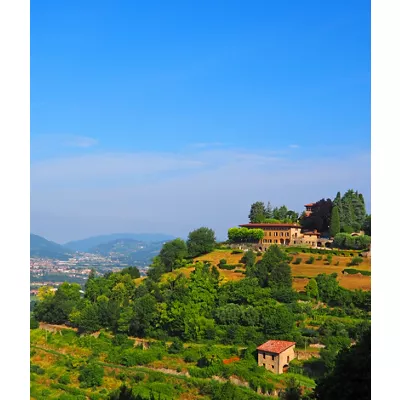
[31,0,371,243]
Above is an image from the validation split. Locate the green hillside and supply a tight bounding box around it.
[30,234,72,259]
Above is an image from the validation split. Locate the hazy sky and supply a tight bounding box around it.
[31,0,371,244]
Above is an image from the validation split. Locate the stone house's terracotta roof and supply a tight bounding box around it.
[257,340,296,354]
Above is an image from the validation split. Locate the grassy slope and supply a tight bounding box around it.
[31,328,312,399]
[155,249,371,291]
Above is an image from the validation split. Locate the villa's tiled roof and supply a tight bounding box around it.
[239,223,300,228]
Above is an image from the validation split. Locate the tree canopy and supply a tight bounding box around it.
[187,227,216,257]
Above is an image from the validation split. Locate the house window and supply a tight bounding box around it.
[272,355,275,361]
[271,365,274,369]
[280,232,283,236]
[274,240,278,243]
[287,356,290,363]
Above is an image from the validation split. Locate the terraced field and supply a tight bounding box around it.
[194,249,371,291]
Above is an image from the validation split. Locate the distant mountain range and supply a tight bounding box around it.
[30,234,73,260]
[64,233,175,252]
[88,238,166,264]
[30,232,175,264]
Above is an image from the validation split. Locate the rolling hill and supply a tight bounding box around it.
[64,232,175,252]
[30,234,73,259]
[88,238,166,265]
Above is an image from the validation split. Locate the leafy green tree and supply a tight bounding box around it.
[315,273,340,304]
[71,302,101,333]
[248,201,267,223]
[305,278,319,300]
[120,266,140,279]
[329,206,340,237]
[269,262,292,289]
[78,362,104,388]
[30,315,39,329]
[279,377,302,400]
[131,294,159,337]
[228,227,264,242]
[147,256,166,282]
[286,210,299,222]
[261,305,295,336]
[265,201,273,219]
[159,238,188,272]
[315,328,371,400]
[33,282,81,324]
[251,245,288,287]
[240,250,256,269]
[273,205,288,221]
[168,337,184,354]
[362,214,371,236]
[187,227,216,257]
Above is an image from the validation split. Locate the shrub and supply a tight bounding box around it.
[168,338,184,354]
[335,261,340,266]
[231,249,244,254]
[218,258,227,266]
[256,251,262,256]
[132,372,146,382]
[305,256,315,265]
[317,256,323,260]
[30,364,45,375]
[325,254,333,265]
[349,256,363,266]
[287,256,294,263]
[219,264,241,270]
[293,258,302,265]
[30,316,39,329]
[78,363,104,388]
[343,269,371,276]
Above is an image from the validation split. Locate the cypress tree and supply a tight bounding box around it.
[248,201,267,223]
[330,206,341,237]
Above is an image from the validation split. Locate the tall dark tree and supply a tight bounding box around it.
[329,206,340,237]
[301,198,333,233]
[362,214,371,236]
[248,201,267,223]
[265,201,273,219]
[187,227,216,257]
[315,328,371,400]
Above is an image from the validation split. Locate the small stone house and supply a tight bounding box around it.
[257,340,296,374]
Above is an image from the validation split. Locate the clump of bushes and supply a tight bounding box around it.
[325,254,333,265]
[231,249,244,254]
[168,338,184,354]
[256,251,262,256]
[218,259,227,268]
[78,362,104,388]
[30,364,45,375]
[305,256,315,265]
[343,269,371,276]
[333,233,371,250]
[317,256,323,261]
[292,258,302,265]
[348,256,363,266]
